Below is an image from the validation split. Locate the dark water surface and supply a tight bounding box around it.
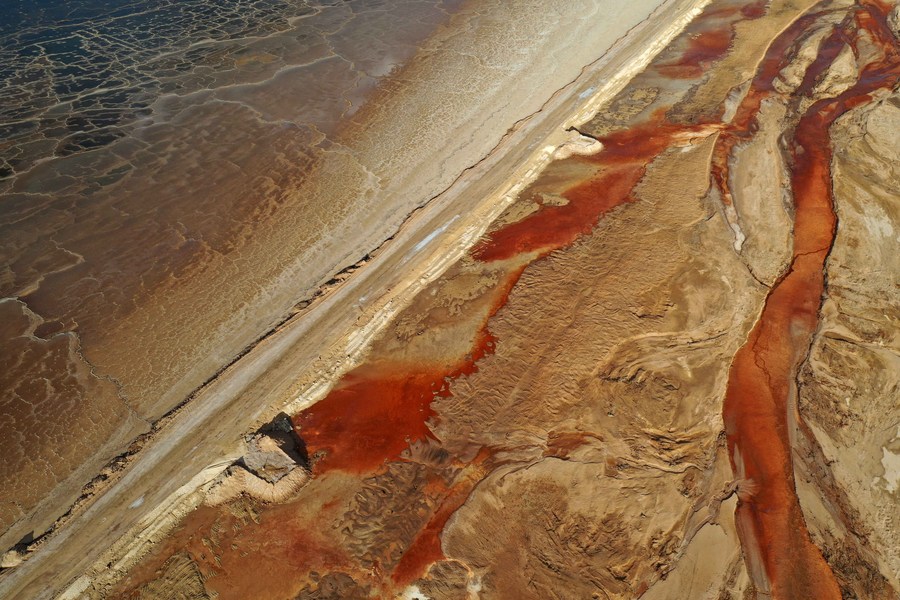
[1,0,461,182]
[2,0,314,176]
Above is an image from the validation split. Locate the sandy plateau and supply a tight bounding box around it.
[2,0,900,599]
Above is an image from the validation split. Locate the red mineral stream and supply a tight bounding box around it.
[720,1,899,598]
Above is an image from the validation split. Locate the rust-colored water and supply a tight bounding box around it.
[294,367,443,474]
[710,7,826,205]
[657,28,735,79]
[721,1,899,597]
[472,164,643,262]
[391,447,492,585]
[473,113,719,264]
[292,266,519,476]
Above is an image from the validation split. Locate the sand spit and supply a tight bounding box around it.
[0,1,712,598]
[100,0,899,599]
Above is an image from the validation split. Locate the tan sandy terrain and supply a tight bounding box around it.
[53,0,898,599]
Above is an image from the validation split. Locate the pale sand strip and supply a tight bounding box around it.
[1,1,709,597]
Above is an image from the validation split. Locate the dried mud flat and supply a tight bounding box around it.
[6,0,900,599]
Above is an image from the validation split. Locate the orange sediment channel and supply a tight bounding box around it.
[391,447,492,585]
[473,162,645,263]
[292,269,519,476]
[473,113,716,264]
[721,1,899,597]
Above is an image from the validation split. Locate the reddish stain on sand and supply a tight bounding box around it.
[114,500,352,600]
[472,164,643,262]
[473,113,717,264]
[391,447,492,585]
[293,95,716,586]
[294,366,443,474]
[293,268,521,475]
[295,111,701,579]
[657,27,735,79]
[653,0,768,80]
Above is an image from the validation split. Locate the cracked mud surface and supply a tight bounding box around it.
[3,0,900,599]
